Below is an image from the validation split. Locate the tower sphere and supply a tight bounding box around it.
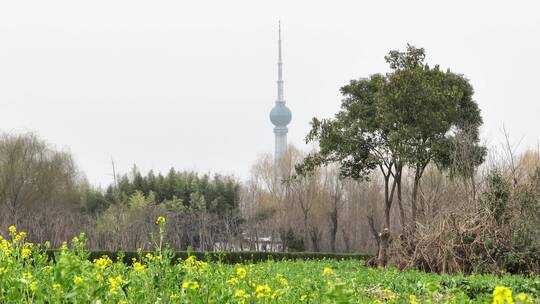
[270,103,292,127]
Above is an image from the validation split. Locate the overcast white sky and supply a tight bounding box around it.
[1,0,539,186]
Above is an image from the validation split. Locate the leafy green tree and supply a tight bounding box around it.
[80,184,109,214]
[297,44,484,265]
[381,45,484,223]
[285,228,305,252]
[0,132,82,224]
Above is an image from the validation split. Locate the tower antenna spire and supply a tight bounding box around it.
[277,20,284,102]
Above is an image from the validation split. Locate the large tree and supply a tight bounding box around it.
[0,132,81,222]
[297,44,484,266]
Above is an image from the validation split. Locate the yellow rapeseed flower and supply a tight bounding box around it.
[156,216,166,225]
[22,247,32,256]
[22,272,33,280]
[181,280,200,290]
[323,267,334,275]
[227,277,239,285]
[236,267,247,278]
[108,275,124,295]
[300,294,308,301]
[0,240,12,255]
[8,225,16,235]
[234,289,251,299]
[185,255,196,264]
[14,231,27,242]
[109,275,123,287]
[93,256,113,269]
[195,260,208,270]
[493,286,514,304]
[255,284,271,299]
[133,261,147,273]
[73,276,83,285]
[21,248,32,258]
[52,283,61,290]
[516,293,533,303]
[409,294,418,304]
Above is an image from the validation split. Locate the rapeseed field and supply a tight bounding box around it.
[1,218,538,303]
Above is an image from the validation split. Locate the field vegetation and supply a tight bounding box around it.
[1,220,538,303]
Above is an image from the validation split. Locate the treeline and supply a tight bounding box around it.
[83,167,240,216]
[1,130,538,274]
[0,132,244,251]
[84,167,243,251]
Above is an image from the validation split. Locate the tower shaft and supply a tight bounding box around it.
[274,126,288,160]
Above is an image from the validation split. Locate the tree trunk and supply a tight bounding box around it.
[330,209,338,252]
[310,228,321,252]
[395,164,405,231]
[254,227,260,251]
[341,228,351,252]
[411,170,420,226]
[377,166,397,267]
[303,211,309,250]
[377,228,390,267]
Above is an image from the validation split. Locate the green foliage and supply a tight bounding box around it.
[45,250,370,265]
[483,170,512,224]
[299,44,485,181]
[468,168,540,274]
[1,226,538,303]
[102,166,241,216]
[284,228,306,252]
[0,132,82,214]
[80,184,109,214]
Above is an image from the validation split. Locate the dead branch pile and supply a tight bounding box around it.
[390,169,540,275]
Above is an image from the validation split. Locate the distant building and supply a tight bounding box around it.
[213,234,283,252]
[269,22,292,161]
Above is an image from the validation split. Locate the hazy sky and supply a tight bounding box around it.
[1,0,539,186]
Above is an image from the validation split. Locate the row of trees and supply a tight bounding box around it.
[240,145,393,254]
[0,131,383,254]
[86,168,242,251]
[0,132,244,250]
